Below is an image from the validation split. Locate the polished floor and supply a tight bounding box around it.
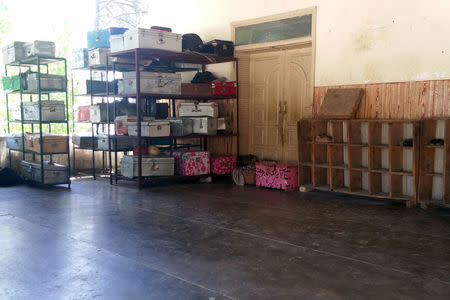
[0,179,449,299]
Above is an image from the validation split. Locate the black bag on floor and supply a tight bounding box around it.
[0,167,22,187]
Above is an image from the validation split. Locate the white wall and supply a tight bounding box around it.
[143,0,450,86]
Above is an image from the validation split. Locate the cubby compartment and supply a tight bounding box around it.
[330,121,345,143]
[369,172,390,196]
[422,119,445,147]
[391,174,414,200]
[313,166,329,189]
[330,168,347,191]
[390,147,413,174]
[421,147,444,175]
[349,121,369,145]
[368,122,389,146]
[299,165,313,186]
[349,170,369,193]
[313,143,328,166]
[390,122,414,147]
[419,175,443,202]
[349,146,369,170]
[369,147,389,172]
[328,145,346,167]
[312,120,329,142]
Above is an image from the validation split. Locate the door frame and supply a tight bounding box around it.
[231,7,316,88]
[230,7,317,156]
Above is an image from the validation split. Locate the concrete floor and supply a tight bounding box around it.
[0,179,449,299]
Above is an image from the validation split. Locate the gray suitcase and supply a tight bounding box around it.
[168,118,193,136]
[217,116,233,133]
[72,133,98,149]
[25,73,66,92]
[21,160,70,184]
[121,155,174,178]
[192,117,217,135]
[97,134,134,151]
[22,101,65,121]
[6,133,24,151]
[24,41,55,57]
[2,41,26,64]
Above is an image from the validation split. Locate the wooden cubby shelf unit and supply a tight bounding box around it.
[298,119,421,206]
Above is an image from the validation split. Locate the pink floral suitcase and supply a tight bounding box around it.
[211,155,237,175]
[173,151,210,176]
[255,162,299,191]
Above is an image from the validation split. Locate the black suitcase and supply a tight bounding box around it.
[202,40,234,57]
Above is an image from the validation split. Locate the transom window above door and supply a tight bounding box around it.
[235,14,312,46]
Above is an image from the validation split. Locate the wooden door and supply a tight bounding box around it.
[248,46,312,162]
[282,47,313,162]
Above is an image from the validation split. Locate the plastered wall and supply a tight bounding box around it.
[143,0,450,86]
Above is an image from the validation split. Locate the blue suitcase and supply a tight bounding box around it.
[72,48,88,68]
[87,27,128,49]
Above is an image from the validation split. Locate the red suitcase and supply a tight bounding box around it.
[211,81,237,96]
[211,155,237,175]
[78,105,90,122]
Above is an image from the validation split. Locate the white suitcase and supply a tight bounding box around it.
[25,73,66,92]
[89,104,115,123]
[123,28,182,52]
[88,48,110,66]
[22,101,65,121]
[24,41,55,57]
[120,72,181,95]
[121,155,175,178]
[6,133,24,151]
[192,117,217,135]
[128,120,170,137]
[217,116,233,133]
[178,102,219,118]
[110,34,124,53]
[2,42,26,64]
[21,160,69,184]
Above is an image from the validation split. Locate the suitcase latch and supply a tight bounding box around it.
[152,162,159,171]
[157,125,162,130]
[158,32,165,44]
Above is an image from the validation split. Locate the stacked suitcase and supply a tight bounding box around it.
[121,155,175,178]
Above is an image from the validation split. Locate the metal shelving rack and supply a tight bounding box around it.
[4,56,71,188]
[71,65,116,179]
[106,48,239,189]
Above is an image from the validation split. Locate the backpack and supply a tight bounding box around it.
[182,33,203,52]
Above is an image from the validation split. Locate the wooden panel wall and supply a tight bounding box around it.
[313,80,450,119]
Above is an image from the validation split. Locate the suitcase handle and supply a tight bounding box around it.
[199,119,203,129]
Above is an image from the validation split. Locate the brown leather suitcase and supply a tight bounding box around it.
[181,83,212,97]
[25,133,68,154]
